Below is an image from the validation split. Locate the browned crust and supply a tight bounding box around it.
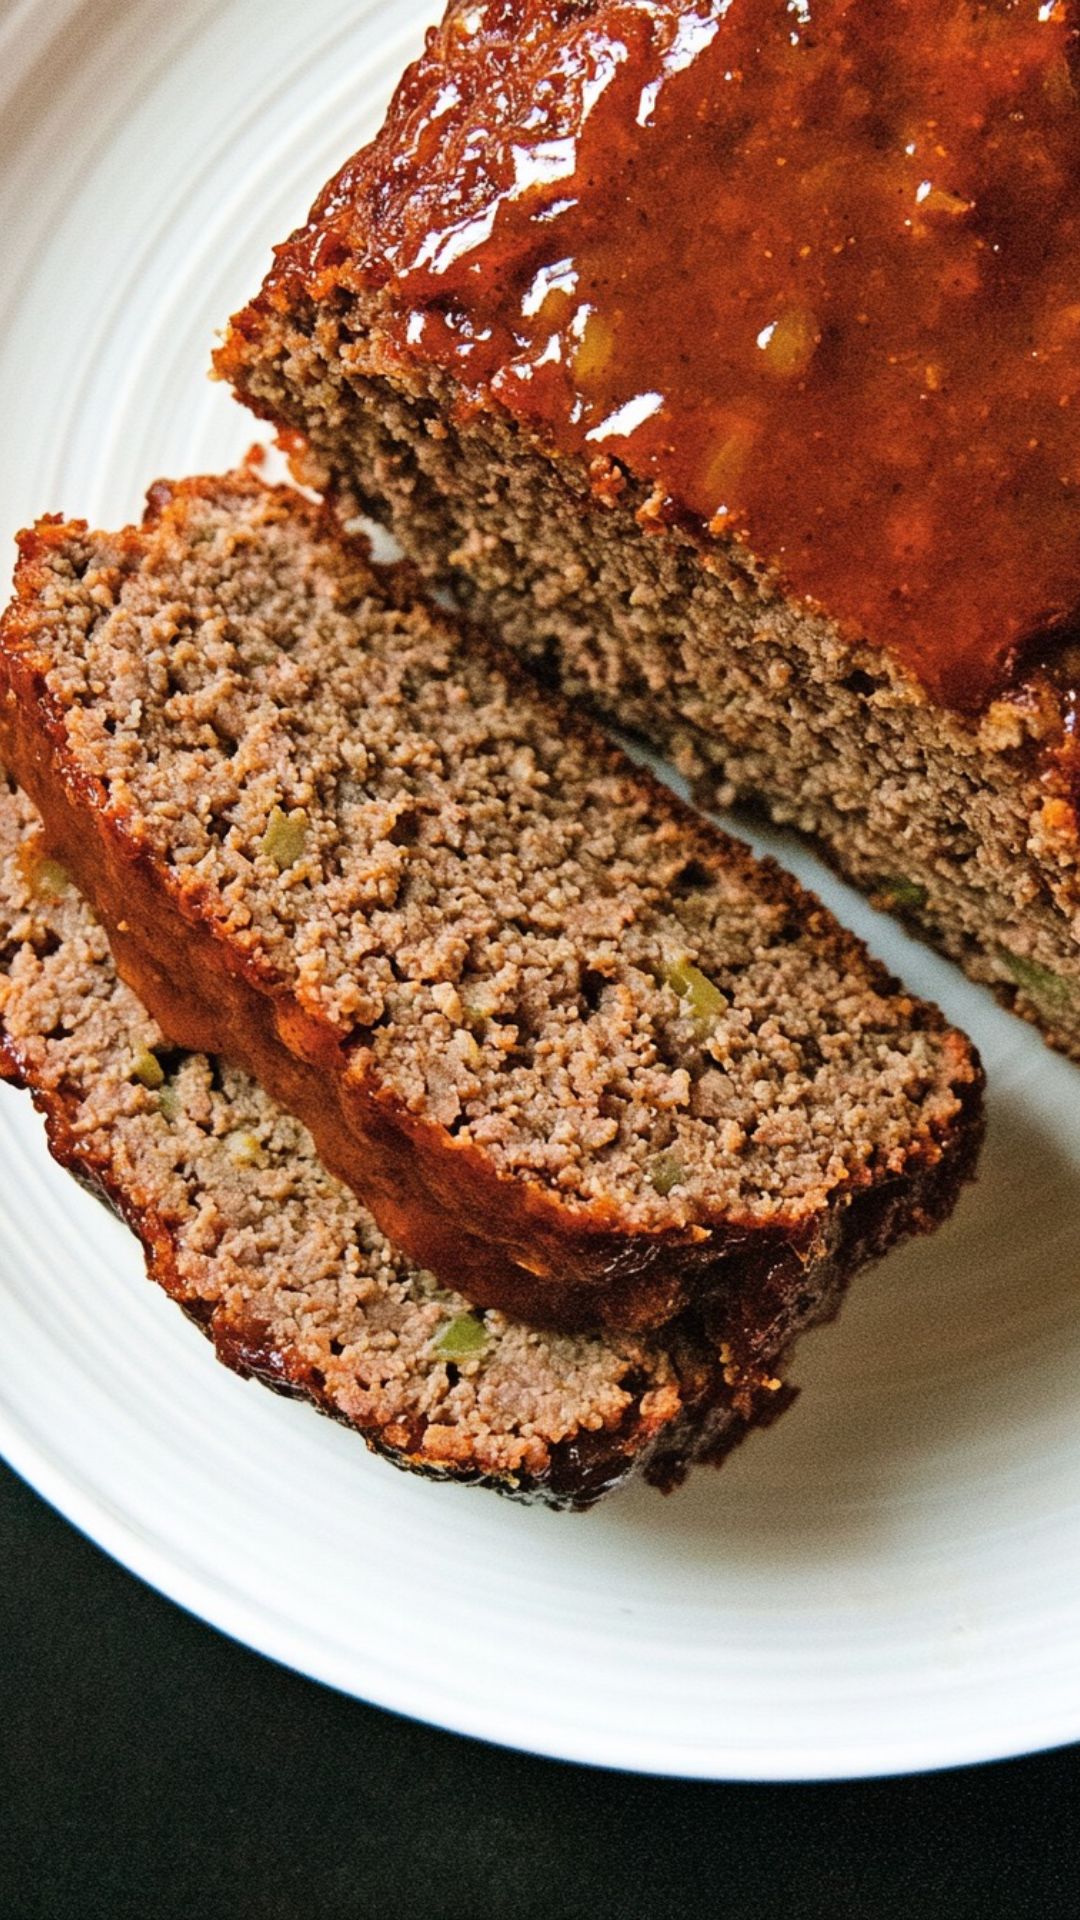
[0,472,983,1334]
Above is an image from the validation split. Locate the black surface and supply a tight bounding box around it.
[3,1457,1079,1920]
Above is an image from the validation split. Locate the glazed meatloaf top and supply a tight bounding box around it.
[0,470,982,1330]
[0,775,791,1508]
[220,0,1080,712]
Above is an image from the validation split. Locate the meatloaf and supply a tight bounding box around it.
[0,774,809,1507]
[217,0,1080,1061]
[0,469,982,1333]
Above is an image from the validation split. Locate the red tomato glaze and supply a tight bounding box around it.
[279,0,1080,710]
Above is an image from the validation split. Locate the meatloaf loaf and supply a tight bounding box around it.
[0,469,982,1333]
[0,774,805,1508]
[218,0,1080,1060]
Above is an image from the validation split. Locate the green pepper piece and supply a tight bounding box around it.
[649,1152,685,1197]
[34,857,70,900]
[433,1312,488,1361]
[261,806,309,872]
[663,956,727,1025]
[877,875,928,912]
[131,1045,165,1090]
[999,950,1071,1008]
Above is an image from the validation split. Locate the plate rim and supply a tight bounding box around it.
[4,1405,1079,1783]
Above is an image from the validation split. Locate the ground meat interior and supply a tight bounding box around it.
[11,477,972,1235]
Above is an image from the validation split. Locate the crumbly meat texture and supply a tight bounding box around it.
[0,773,812,1507]
[0,471,982,1331]
[216,79,1080,1065]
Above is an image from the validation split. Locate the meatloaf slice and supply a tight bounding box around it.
[0,470,982,1333]
[216,0,1080,1063]
[0,774,812,1508]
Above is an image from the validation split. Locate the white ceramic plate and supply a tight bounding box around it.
[4,0,1080,1782]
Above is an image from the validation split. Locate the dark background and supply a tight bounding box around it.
[3,1458,1077,1920]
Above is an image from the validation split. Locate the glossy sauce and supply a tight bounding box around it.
[286,0,1080,710]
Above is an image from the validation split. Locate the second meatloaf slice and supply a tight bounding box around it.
[0,470,982,1331]
[0,775,793,1508]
